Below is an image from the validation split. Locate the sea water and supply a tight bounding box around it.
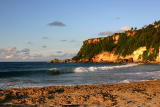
[0,62,160,89]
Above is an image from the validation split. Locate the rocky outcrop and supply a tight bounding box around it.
[83,32,135,45]
[92,52,118,63]
[48,58,74,63]
[86,37,105,44]
[126,31,136,37]
[155,24,160,28]
[92,47,147,63]
[112,34,120,44]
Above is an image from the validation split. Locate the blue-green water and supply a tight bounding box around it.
[0,62,160,89]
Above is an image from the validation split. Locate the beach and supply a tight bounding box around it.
[0,62,160,106]
[1,0,160,106]
[1,80,160,106]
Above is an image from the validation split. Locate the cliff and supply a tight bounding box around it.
[91,47,160,63]
[73,20,160,63]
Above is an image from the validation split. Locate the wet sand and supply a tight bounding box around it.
[1,80,160,107]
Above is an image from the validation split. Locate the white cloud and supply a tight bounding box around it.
[0,47,76,61]
[0,47,31,61]
[98,26,131,36]
[98,31,114,36]
[120,26,131,31]
[5,55,13,59]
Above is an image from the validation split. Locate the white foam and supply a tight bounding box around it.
[120,79,130,83]
[74,63,139,73]
[74,67,89,72]
[119,79,150,83]
[128,71,160,76]
[48,68,57,71]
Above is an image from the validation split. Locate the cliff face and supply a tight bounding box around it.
[92,47,147,63]
[72,20,160,63]
[76,42,160,63]
[74,42,160,63]
[85,37,105,44]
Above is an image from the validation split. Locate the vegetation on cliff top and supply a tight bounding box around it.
[73,20,160,61]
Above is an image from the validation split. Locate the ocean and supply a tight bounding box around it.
[0,62,160,89]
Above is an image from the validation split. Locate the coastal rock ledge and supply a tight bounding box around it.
[47,58,75,63]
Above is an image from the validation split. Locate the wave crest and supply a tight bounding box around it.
[74,63,139,73]
[0,63,140,78]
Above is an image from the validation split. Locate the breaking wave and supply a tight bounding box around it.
[74,63,139,72]
[0,63,140,78]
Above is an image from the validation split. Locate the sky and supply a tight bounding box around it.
[0,0,160,61]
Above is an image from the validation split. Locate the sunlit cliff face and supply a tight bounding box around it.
[92,47,160,63]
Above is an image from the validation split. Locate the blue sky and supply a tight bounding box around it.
[0,0,160,61]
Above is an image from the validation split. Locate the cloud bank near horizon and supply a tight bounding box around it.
[0,47,76,61]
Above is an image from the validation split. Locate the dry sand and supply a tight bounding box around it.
[1,80,160,107]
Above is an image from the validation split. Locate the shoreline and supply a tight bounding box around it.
[1,80,160,106]
[47,59,160,64]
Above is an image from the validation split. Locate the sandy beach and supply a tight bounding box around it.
[0,80,160,106]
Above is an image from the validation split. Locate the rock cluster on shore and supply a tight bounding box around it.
[1,80,160,106]
[47,58,134,63]
[47,58,75,63]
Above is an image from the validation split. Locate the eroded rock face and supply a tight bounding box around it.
[92,52,118,63]
[91,47,160,63]
[86,37,105,44]
[126,31,136,37]
[112,34,120,44]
